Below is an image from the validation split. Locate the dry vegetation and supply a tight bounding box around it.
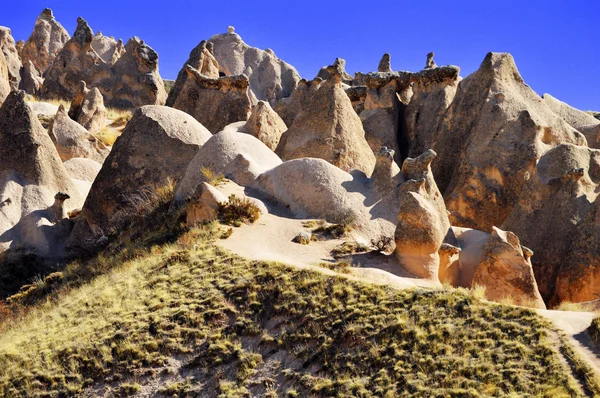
[0,219,596,396]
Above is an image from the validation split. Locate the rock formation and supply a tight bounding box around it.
[0,91,83,257]
[166,40,220,107]
[175,129,282,201]
[276,63,376,175]
[42,17,166,109]
[66,106,212,256]
[378,53,392,73]
[68,81,107,133]
[317,58,353,84]
[19,8,70,74]
[433,53,585,232]
[0,27,21,90]
[208,29,301,104]
[48,104,109,162]
[472,227,545,309]
[240,101,287,150]
[91,32,125,66]
[170,65,251,133]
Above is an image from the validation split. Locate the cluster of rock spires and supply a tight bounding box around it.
[1,11,600,310]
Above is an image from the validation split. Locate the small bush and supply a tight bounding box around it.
[218,195,261,227]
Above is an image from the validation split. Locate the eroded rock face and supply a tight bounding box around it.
[241,101,287,150]
[208,30,301,104]
[0,27,22,90]
[434,52,585,232]
[543,93,600,149]
[166,40,220,107]
[502,143,600,303]
[276,64,376,175]
[170,65,251,133]
[48,104,109,162]
[66,106,212,256]
[472,227,545,309]
[0,91,83,257]
[68,81,107,133]
[42,17,166,109]
[20,8,70,74]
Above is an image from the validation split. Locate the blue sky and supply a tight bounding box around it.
[2,0,599,110]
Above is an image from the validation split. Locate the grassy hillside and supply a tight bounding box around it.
[0,221,595,397]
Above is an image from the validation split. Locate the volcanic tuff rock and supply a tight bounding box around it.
[241,101,287,150]
[208,30,301,104]
[48,104,109,162]
[543,93,600,149]
[472,227,546,309]
[166,40,220,107]
[276,64,376,175]
[0,91,83,257]
[175,129,282,201]
[42,17,166,109]
[66,106,211,256]
[0,27,21,90]
[69,81,107,133]
[432,52,585,232]
[170,65,251,133]
[19,8,70,74]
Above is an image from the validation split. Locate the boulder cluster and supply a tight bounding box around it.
[1,14,599,310]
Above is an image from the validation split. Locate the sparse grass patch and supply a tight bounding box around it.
[219,194,261,227]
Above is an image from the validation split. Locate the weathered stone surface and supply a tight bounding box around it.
[176,129,282,201]
[404,66,460,158]
[543,93,600,149]
[66,106,211,255]
[42,17,166,109]
[91,32,124,66]
[317,58,353,84]
[68,81,107,133]
[166,40,220,107]
[209,30,300,104]
[0,91,83,257]
[276,64,376,175]
[241,101,287,150]
[48,104,109,162]
[19,60,43,96]
[20,8,70,74]
[502,143,600,304]
[171,65,251,133]
[433,53,585,232]
[185,182,227,226]
[0,27,21,90]
[472,227,546,309]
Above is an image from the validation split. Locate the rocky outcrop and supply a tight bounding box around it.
[68,81,107,133]
[66,106,212,256]
[241,101,287,150]
[42,17,166,109]
[166,40,220,107]
[208,30,300,104]
[175,129,282,201]
[543,93,600,148]
[317,58,353,84]
[170,65,251,133]
[472,227,545,309]
[433,53,585,232]
[0,91,83,257]
[404,66,460,158]
[0,27,21,90]
[19,60,43,96]
[91,32,124,66]
[48,105,109,162]
[276,64,376,175]
[20,8,70,74]
[394,150,454,280]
